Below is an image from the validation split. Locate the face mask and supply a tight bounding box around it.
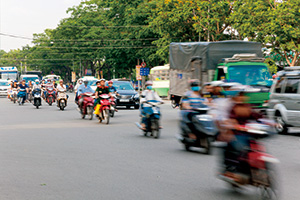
[191,86,201,91]
[147,86,153,90]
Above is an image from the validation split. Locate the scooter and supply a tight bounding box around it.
[57,92,68,110]
[97,94,111,124]
[177,107,217,154]
[17,89,27,105]
[32,88,42,109]
[80,92,94,120]
[46,88,55,106]
[218,120,279,199]
[140,100,163,139]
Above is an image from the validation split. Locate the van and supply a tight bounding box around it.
[267,67,300,134]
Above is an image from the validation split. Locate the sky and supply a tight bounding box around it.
[0,0,83,52]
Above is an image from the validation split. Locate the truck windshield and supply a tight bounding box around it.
[23,77,38,83]
[228,65,272,86]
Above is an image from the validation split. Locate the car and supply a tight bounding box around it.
[112,80,139,109]
[267,66,300,134]
[20,74,39,83]
[0,80,10,96]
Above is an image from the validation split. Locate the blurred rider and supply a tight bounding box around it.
[108,80,117,93]
[44,79,56,101]
[56,79,68,100]
[139,81,163,130]
[181,79,208,141]
[18,80,29,104]
[75,79,83,104]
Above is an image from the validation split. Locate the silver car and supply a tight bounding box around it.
[267,67,300,134]
[0,80,10,96]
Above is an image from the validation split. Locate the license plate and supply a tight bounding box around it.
[120,99,130,102]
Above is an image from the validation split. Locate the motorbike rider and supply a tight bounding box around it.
[94,79,111,115]
[18,80,29,104]
[108,80,117,93]
[219,91,263,174]
[139,81,163,130]
[44,79,56,101]
[53,80,57,88]
[11,80,18,90]
[56,79,68,100]
[78,79,94,110]
[181,79,209,142]
[75,79,83,104]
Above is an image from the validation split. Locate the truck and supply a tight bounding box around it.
[169,40,272,110]
[0,66,18,80]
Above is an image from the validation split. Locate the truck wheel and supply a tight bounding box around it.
[275,113,288,135]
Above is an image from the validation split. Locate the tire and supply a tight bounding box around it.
[260,164,279,200]
[103,109,110,124]
[152,119,160,139]
[48,97,53,106]
[60,102,65,110]
[185,144,191,151]
[87,106,93,120]
[126,106,131,109]
[110,110,115,117]
[36,105,39,109]
[134,105,140,109]
[203,137,211,155]
[275,113,288,135]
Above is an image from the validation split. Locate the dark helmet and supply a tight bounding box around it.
[189,79,200,87]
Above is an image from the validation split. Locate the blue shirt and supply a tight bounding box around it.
[78,84,94,96]
[108,86,117,93]
[182,91,207,109]
[19,84,28,90]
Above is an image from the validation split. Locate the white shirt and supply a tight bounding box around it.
[140,90,162,107]
[57,84,67,93]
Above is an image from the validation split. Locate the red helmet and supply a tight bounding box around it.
[108,80,113,84]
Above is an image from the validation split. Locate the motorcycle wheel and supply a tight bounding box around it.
[110,110,115,117]
[87,106,93,120]
[36,105,39,109]
[18,97,22,105]
[151,119,160,139]
[185,144,191,151]
[203,137,211,155]
[260,164,279,200]
[104,109,110,124]
[48,97,53,106]
[60,102,65,110]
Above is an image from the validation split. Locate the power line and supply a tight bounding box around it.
[32,46,158,49]
[0,32,32,40]
[57,25,148,28]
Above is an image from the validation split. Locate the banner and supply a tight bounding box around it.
[136,65,142,80]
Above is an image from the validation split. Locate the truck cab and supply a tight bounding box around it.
[215,54,272,109]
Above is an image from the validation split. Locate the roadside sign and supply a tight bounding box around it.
[136,65,142,80]
[141,62,147,67]
[72,72,76,82]
[140,67,150,76]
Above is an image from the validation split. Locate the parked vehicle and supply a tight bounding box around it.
[97,94,111,124]
[32,88,42,109]
[46,88,55,106]
[169,41,272,111]
[218,121,278,199]
[177,107,217,154]
[267,66,300,134]
[57,92,68,110]
[80,92,94,120]
[0,80,10,96]
[112,80,140,109]
[142,100,162,139]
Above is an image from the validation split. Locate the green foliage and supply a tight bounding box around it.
[264,58,277,74]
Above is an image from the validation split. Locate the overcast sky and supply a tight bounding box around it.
[0,0,82,52]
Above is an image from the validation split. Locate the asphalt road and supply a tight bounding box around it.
[0,94,299,200]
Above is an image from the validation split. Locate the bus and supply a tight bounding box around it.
[150,64,170,97]
[0,66,18,80]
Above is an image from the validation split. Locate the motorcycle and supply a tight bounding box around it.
[177,107,217,154]
[218,120,279,199]
[46,88,55,106]
[32,88,42,109]
[97,94,111,124]
[140,100,163,139]
[80,92,94,120]
[109,93,117,117]
[57,92,68,110]
[11,88,18,103]
[17,89,27,105]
